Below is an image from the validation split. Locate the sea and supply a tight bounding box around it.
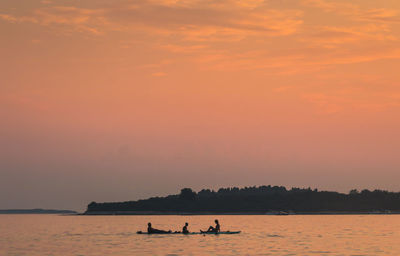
[1,214,400,255]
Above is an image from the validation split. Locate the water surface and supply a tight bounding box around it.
[1,214,400,255]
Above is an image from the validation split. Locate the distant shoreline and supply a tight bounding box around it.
[0,209,77,215]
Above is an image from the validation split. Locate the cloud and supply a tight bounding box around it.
[0,6,107,35]
[301,0,358,14]
[357,8,400,23]
[303,24,397,49]
[31,6,107,34]
[0,14,17,22]
[302,0,400,23]
[1,0,400,73]
[0,13,37,23]
[103,1,304,41]
[0,0,303,38]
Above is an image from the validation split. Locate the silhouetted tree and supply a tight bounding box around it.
[349,189,359,195]
[179,188,197,200]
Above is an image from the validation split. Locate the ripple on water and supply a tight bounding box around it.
[2,215,400,255]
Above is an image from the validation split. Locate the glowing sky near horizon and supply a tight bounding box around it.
[1,0,400,210]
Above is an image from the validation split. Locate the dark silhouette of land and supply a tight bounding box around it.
[0,209,77,214]
[85,186,400,215]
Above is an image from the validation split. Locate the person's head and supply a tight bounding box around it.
[148,222,151,227]
[215,219,219,224]
[185,222,188,226]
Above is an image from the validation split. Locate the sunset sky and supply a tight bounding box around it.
[1,0,400,210]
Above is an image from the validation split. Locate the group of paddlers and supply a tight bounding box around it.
[147,219,220,234]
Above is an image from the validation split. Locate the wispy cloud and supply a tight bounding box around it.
[1,1,304,37]
[302,0,400,23]
[0,6,106,35]
[1,0,400,73]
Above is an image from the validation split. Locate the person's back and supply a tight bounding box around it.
[205,219,220,233]
[182,222,189,234]
[215,220,220,232]
[147,222,155,233]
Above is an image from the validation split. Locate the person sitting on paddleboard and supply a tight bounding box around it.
[182,222,189,234]
[147,222,171,234]
[206,219,220,233]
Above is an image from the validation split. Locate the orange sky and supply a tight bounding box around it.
[1,0,400,210]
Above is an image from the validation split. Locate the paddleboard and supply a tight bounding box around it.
[137,231,241,235]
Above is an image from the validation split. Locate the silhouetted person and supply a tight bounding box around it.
[147,222,171,234]
[206,219,220,233]
[182,222,189,234]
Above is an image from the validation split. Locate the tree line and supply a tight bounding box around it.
[85,186,400,213]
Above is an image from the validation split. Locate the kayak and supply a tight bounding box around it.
[137,231,241,235]
[200,230,241,234]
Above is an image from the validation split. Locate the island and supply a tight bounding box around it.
[85,186,400,215]
[0,209,77,214]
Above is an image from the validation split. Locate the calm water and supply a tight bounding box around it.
[1,214,400,255]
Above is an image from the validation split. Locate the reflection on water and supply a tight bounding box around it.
[1,215,400,255]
